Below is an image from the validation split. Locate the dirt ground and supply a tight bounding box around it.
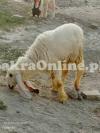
[0,0,100,133]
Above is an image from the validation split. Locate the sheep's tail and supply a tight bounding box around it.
[75,47,84,65]
[74,47,85,74]
[67,46,84,64]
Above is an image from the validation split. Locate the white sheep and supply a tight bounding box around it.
[6,23,85,103]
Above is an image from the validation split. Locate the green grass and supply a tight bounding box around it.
[0,11,25,30]
[0,46,24,63]
[0,0,33,30]
[0,100,7,110]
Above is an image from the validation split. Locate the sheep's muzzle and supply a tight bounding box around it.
[8,85,14,90]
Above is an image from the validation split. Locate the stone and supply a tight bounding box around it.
[12,14,24,18]
[89,23,98,29]
[83,90,100,100]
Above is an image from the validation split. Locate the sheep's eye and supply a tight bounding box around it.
[9,73,13,77]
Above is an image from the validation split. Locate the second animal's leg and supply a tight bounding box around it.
[43,0,49,18]
[51,0,55,18]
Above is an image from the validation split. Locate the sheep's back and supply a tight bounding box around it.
[43,23,84,61]
[26,23,84,63]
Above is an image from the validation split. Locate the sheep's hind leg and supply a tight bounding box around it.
[61,64,68,82]
[74,62,86,100]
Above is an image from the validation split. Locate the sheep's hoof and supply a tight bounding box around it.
[32,89,39,94]
[59,94,68,104]
[60,101,64,104]
[51,89,58,93]
[20,90,33,100]
[24,93,32,100]
[81,92,87,99]
[77,94,83,100]
[77,91,87,100]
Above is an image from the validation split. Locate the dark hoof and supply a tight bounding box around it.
[9,88,14,90]
[60,101,64,104]
[8,85,14,90]
[81,92,87,99]
[59,99,67,104]
[51,90,58,95]
[77,94,83,100]
[32,89,39,94]
[77,91,87,100]
[51,89,58,93]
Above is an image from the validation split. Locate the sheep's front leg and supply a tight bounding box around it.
[24,81,39,94]
[51,70,58,92]
[51,63,68,90]
[57,80,68,103]
[17,82,33,100]
[51,70,68,103]
[16,74,32,100]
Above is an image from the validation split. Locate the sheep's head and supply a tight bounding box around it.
[6,66,18,90]
[6,57,26,90]
[6,63,39,99]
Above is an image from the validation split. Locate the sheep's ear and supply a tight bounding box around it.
[15,73,32,99]
[15,73,25,91]
[15,73,22,85]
